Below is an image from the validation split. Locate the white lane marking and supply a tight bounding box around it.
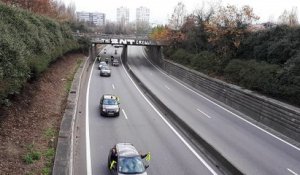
[197,108,212,119]
[112,84,115,89]
[164,85,171,90]
[141,48,300,152]
[122,109,128,120]
[121,59,217,175]
[85,59,96,175]
[288,168,299,175]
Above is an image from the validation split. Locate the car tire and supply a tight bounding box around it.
[116,112,120,117]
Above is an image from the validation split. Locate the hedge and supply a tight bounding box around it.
[0,3,80,105]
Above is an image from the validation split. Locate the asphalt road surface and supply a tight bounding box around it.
[126,46,300,175]
[83,45,221,175]
[74,45,300,175]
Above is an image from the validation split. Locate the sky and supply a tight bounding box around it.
[62,0,300,25]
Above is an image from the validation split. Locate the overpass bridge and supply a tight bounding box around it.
[90,34,165,46]
[88,34,166,61]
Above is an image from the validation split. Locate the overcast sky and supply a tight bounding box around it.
[62,0,300,24]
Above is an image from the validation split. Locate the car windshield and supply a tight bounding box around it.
[101,66,109,70]
[118,156,145,174]
[103,99,118,105]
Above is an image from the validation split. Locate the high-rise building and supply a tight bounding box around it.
[117,6,129,25]
[136,6,150,24]
[76,12,106,26]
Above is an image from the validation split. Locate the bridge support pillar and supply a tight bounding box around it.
[121,45,128,63]
[91,44,97,60]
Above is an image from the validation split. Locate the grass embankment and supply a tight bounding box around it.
[0,2,87,175]
[0,2,80,105]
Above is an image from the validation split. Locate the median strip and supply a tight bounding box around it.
[121,54,242,175]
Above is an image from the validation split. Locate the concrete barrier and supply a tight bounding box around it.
[121,49,242,175]
[146,46,300,143]
[53,57,87,175]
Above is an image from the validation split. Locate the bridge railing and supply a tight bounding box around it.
[73,33,166,46]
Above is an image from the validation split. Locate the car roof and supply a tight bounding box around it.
[101,65,110,69]
[103,94,117,100]
[116,143,139,157]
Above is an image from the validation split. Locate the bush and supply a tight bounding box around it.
[23,150,41,164]
[190,51,222,74]
[0,3,79,105]
[238,25,300,66]
[170,48,193,65]
[45,148,55,159]
[77,37,91,54]
[224,59,280,94]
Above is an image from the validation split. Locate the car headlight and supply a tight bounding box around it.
[115,108,119,112]
[102,109,106,112]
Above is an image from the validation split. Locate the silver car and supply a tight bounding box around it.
[108,143,149,175]
[100,66,111,77]
[98,61,107,70]
[100,94,120,116]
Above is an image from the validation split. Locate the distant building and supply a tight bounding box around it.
[117,6,129,26]
[136,6,150,24]
[77,12,106,26]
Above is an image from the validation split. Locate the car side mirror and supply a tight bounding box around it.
[145,165,149,169]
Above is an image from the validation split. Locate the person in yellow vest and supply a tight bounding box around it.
[109,148,118,170]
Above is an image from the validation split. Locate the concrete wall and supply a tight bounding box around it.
[146,47,300,143]
[53,57,87,175]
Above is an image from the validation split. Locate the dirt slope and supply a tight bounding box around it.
[0,53,85,175]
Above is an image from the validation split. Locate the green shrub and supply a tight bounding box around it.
[0,3,79,105]
[23,153,34,164]
[23,150,41,164]
[190,51,222,74]
[224,59,280,94]
[170,48,193,65]
[238,25,300,66]
[45,148,55,160]
[42,167,51,175]
[31,151,41,160]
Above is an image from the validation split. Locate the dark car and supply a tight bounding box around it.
[100,66,111,77]
[108,143,149,175]
[112,59,119,66]
[100,94,120,116]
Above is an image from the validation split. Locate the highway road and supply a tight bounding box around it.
[126,46,300,175]
[83,45,222,175]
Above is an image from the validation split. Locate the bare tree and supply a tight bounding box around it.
[66,2,76,21]
[168,2,187,30]
[278,7,299,26]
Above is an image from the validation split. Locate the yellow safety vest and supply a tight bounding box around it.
[110,160,117,170]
